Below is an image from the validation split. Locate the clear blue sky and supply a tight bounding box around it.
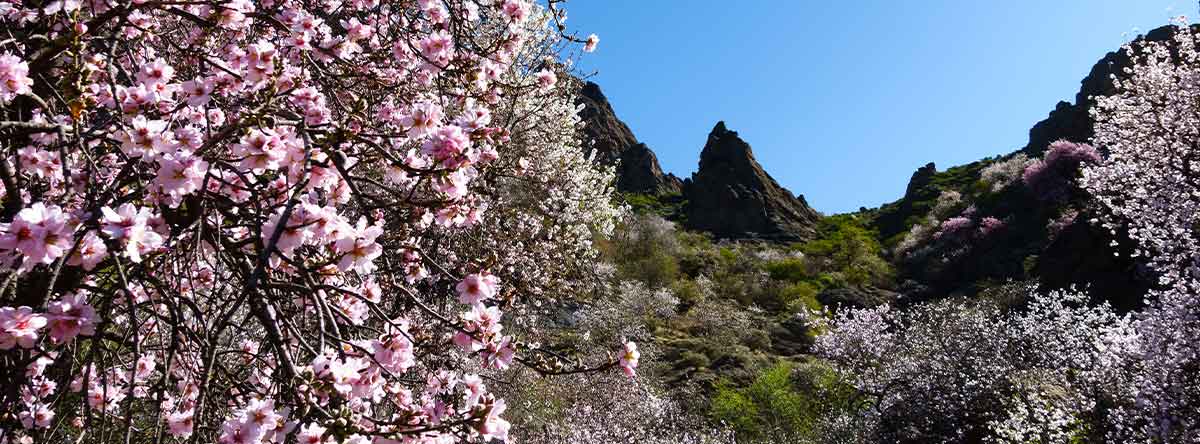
[565,0,1190,214]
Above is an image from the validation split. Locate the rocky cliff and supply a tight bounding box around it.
[682,122,821,241]
[576,81,682,194]
[863,26,1193,307]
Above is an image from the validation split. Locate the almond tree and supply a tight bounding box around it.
[0,1,632,443]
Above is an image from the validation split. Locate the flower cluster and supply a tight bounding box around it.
[0,1,628,443]
[1082,22,1200,440]
[1023,140,1101,202]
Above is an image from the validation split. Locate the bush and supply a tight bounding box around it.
[765,257,813,282]
[709,361,858,443]
[800,215,894,289]
[782,282,823,314]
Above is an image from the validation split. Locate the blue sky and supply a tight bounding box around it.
[564,0,1189,214]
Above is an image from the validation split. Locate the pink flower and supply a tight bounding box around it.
[296,423,328,444]
[46,293,97,343]
[180,77,213,106]
[155,152,209,200]
[501,0,528,24]
[18,403,53,429]
[0,202,74,269]
[481,335,515,370]
[232,128,286,173]
[319,356,366,394]
[584,34,600,53]
[166,410,194,437]
[67,231,107,271]
[934,216,973,240]
[134,355,156,382]
[535,69,556,90]
[456,273,499,305]
[462,374,486,409]
[0,306,47,350]
[243,398,281,432]
[217,417,261,444]
[477,398,511,441]
[118,115,173,158]
[419,30,454,65]
[100,204,164,263]
[137,58,175,86]
[977,216,1005,237]
[0,53,33,104]
[334,218,383,274]
[619,341,639,377]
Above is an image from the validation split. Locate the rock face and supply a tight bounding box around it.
[683,122,820,241]
[1022,25,1187,156]
[874,162,941,241]
[576,82,682,194]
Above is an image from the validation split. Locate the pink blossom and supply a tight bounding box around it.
[67,231,107,271]
[501,0,529,24]
[334,218,383,274]
[46,293,97,343]
[618,341,639,377]
[934,216,973,240]
[584,34,600,53]
[100,204,164,263]
[166,410,194,437]
[481,335,515,370]
[156,152,209,200]
[536,69,557,90]
[462,374,486,408]
[296,423,329,444]
[0,53,33,103]
[137,58,175,86]
[0,202,74,269]
[456,273,499,305]
[0,306,47,350]
[419,30,454,65]
[18,403,53,429]
[180,77,213,106]
[118,115,172,158]
[477,399,511,441]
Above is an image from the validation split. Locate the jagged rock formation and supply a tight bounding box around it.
[864,27,1194,306]
[576,81,682,194]
[874,162,940,241]
[1022,25,1190,156]
[683,122,820,241]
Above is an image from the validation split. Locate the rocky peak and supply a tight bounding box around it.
[576,81,682,194]
[1023,24,1192,156]
[683,122,821,241]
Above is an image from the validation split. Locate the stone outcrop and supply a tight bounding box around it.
[1022,24,1191,156]
[682,122,820,241]
[576,81,682,194]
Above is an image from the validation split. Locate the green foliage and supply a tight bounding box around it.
[781,282,822,314]
[671,278,705,308]
[622,191,686,219]
[764,257,812,282]
[709,361,859,443]
[799,215,894,289]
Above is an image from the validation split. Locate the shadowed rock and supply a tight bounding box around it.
[683,122,820,241]
[576,81,682,194]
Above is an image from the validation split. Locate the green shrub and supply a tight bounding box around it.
[781,282,822,314]
[765,257,812,282]
[709,361,860,443]
[801,215,894,289]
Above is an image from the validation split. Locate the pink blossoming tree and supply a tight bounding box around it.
[0,1,632,443]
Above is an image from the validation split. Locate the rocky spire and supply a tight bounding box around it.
[576,81,682,194]
[683,122,820,241]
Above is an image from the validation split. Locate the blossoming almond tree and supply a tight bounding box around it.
[816,21,1200,444]
[0,1,632,443]
[1083,20,1200,441]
